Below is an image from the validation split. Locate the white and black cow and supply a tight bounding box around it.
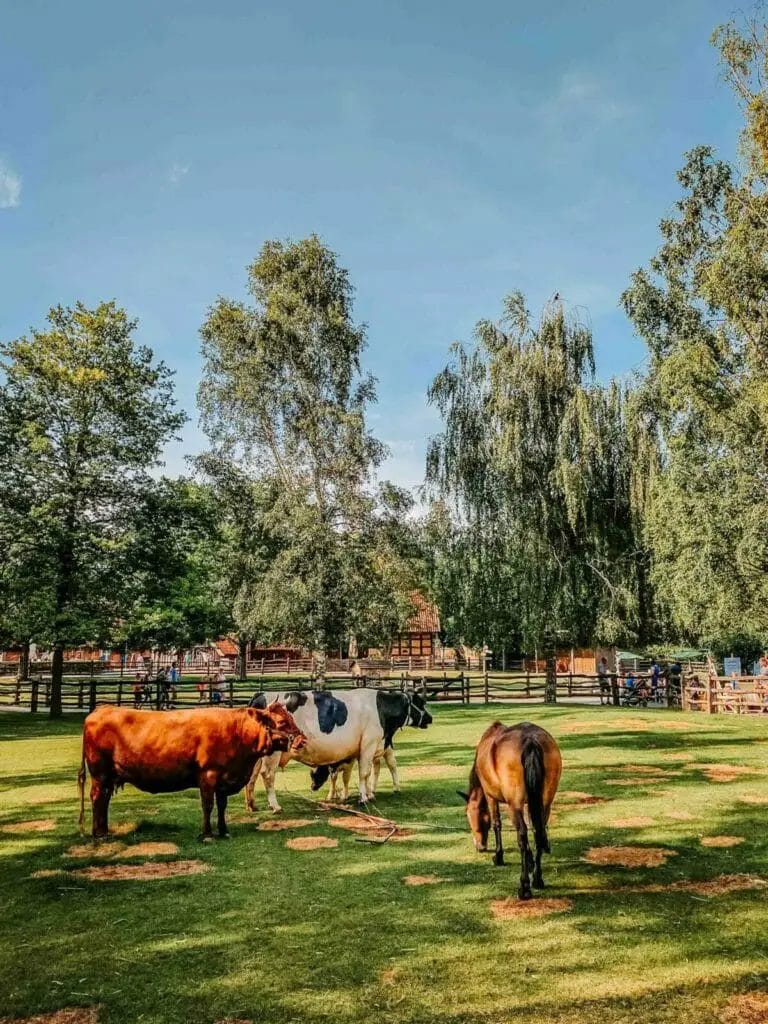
[309,690,432,801]
[244,688,432,810]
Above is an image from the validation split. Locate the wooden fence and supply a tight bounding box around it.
[683,675,768,715]
[0,669,682,713]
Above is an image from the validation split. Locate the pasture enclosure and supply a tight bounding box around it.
[1,705,768,1024]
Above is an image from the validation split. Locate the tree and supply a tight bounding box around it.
[0,302,185,715]
[622,16,768,651]
[427,293,650,654]
[198,236,416,670]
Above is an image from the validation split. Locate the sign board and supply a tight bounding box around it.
[723,656,742,677]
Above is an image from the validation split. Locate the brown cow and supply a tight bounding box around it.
[78,703,306,840]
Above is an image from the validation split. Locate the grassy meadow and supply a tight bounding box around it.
[1,704,767,1024]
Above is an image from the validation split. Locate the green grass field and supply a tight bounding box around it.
[1,705,767,1024]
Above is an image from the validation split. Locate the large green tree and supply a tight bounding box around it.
[426,293,651,655]
[199,236,417,670]
[0,302,185,715]
[622,17,768,652]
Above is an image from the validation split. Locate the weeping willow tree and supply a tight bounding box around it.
[426,292,654,653]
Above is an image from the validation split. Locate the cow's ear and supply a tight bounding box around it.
[457,790,470,803]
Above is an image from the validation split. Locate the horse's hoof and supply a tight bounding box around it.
[493,853,505,867]
[518,888,533,901]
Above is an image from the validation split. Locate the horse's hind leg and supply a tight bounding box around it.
[488,797,504,867]
[512,809,533,900]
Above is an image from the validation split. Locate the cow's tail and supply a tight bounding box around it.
[77,732,87,833]
[522,736,550,854]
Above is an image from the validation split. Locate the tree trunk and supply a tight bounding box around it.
[238,638,248,682]
[50,641,64,718]
[16,640,30,682]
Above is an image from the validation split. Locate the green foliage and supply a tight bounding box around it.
[0,302,185,712]
[426,294,650,651]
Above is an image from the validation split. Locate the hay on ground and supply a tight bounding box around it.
[582,846,677,868]
[257,818,313,831]
[65,843,126,859]
[285,836,338,851]
[403,874,445,886]
[73,859,209,882]
[611,817,655,828]
[0,818,56,834]
[718,991,768,1023]
[30,869,66,879]
[0,1007,100,1024]
[491,897,574,919]
[328,816,383,831]
[700,835,745,848]
[637,874,767,897]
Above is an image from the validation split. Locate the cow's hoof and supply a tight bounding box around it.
[269,807,282,815]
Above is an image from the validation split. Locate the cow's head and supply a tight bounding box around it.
[458,784,491,852]
[245,703,307,755]
[406,691,433,730]
[309,764,332,792]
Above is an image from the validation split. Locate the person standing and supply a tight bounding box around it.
[597,656,611,705]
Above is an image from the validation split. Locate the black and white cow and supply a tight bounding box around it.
[244,689,432,810]
[309,690,432,801]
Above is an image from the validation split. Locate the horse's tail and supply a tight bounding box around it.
[522,736,550,853]
[77,731,87,833]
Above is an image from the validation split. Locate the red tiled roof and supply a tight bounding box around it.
[405,592,441,634]
[215,638,239,657]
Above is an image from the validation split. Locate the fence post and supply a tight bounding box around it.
[483,669,489,704]
[78,681,84,709]
[526,671,530,698]
[89,677,97,713]
[30,679,39,713]
[705,676,714,715]
[611,674,620,706]
[287,656,290,674]
[568,673,573,697]
[117,680,123,707]
[261,658,265,676]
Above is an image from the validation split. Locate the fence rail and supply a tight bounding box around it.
[683,675,768,715]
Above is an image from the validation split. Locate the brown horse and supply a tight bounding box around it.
[460,720,562,900]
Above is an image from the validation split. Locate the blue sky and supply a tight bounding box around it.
[0,0,741,488]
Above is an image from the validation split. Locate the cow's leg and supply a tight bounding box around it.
[357,739,379,804]
[199,774,216,841]
[215,789,230,839]
[91,777,113,839]
[383,746,400,792]
[244,759,262,812]
[329,769,340,802]
[512,808,533,900]
[261,753,282,813]
[371,755,382,796]
[341,761,353,802]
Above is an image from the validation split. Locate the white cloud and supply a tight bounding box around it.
[542,70,626,126]
[0,159,22,208]
[167,162,189,185]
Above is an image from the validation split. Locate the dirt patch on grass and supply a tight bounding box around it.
[701,836,745,848]
[0,1008,101,1024]
[558,791,609,805]
[73,859,209,882]
[582,846,677,868]
[120,842,178,858]
[697,764,759,783]
[665,810,697,821]
[611,817,655,828]
[613,765,677,776]
[328,816,383,831]
[257,818,313,831]
[0,818,56,834]
[403,874,445,886]
[637,874,767,897]
[718,991,768,1023]
[560,718,649,735]
[739,795,768,805]
[285,836,338,851]
[109,822,137,836]
[65,843,126,859]
[30,869,66,879]
[491,897,574,919]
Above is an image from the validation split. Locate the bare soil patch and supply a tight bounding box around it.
[0,1008,100,1024]
[73,859,209,882]
[739,795,768,805]
[718,991,768,1023]
[65,843,126,859]
[257,818,313,831]
[611,817,655,828]
[120,842,178,858]
[403,874,445,886]
[108,822,137,836]
[30,869,66,879]
[613,764,675,776]
[582,846,677,868]
[285,836,338,851]
[701,835,745,848]
[558,791,609,805]
[637,874,767,897]
[697,764,759,783]
[328,816,383,831]
[0,818,56,834]
[491,897,574,919]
